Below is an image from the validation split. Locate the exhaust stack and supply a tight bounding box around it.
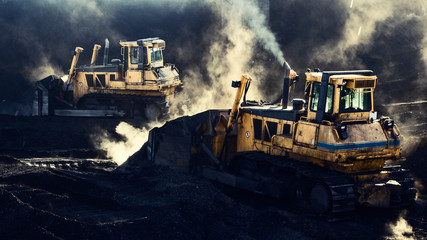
[282,60,291,109]
[103,38,109,66]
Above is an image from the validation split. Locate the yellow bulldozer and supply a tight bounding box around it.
[146,61,416,216]
[33,38,182,119]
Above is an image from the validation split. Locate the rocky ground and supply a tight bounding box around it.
[0,102,426,239]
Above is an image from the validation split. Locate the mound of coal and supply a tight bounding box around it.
[0,152,308,239]
[3,145,422,239]
[116,146,304,239]
[0,155,20,164]
[1,113,426,239]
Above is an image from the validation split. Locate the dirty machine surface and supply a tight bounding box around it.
[147,61,416,216]
[33,38,182,120]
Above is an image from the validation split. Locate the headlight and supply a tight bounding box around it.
[336,123,348,139]
[384,119,394,130]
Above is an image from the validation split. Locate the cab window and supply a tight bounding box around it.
[150,48,163,63]
[130,47,139,64]
[310,83,333,114]
[339,85,372,112]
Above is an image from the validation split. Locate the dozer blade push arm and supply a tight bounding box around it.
[66,47,84,87]
[227,74,252,131]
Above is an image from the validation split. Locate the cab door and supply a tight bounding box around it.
[126,46,143,84]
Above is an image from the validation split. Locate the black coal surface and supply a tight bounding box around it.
[0,113,426,239]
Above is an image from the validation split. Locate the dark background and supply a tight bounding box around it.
[0,0,426,114]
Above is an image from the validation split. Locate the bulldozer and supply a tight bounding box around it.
[146,61,416,216]
[33,38,182,120]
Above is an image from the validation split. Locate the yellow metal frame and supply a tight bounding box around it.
[230,72,402,174]
[69,39,182,105]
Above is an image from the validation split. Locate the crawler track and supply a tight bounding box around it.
[227,152,416,218]
[229,152,357,218]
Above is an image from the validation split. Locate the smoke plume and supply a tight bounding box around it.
[232,0,285,64]
[170,0,286,116]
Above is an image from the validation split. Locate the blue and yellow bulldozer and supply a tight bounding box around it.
[146,61,416,216]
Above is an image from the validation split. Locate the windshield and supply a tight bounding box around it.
[339,85,372,113]
[310,83,334,114]
[150,47,163,63]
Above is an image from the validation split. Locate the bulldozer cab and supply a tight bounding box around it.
[120,38,165,69]
[305,71,377,124]
[120,38,166,83]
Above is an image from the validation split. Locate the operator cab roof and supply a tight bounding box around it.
[120,38,165,48]
[305,70,377,85]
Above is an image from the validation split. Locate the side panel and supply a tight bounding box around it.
[294,121,319,147]
[143,70,158,82]
[237,113,256,152]
[109,78,125,88]
[317,122,389,150]
[126,70,143,83]
[236,112,402,173]
[74,72,120,104]
[237,113,296,154]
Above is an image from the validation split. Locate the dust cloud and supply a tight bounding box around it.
[24,56,64,82]
[92,122,160,166]
[94,0,283,164]
[381,100,427,158]
[313,0,401,66]
[385,210,415,240]
[170,0,283,117]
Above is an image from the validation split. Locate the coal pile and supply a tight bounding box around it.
[0,114,426,239]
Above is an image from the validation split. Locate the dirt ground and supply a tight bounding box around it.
[0,106,426,239]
